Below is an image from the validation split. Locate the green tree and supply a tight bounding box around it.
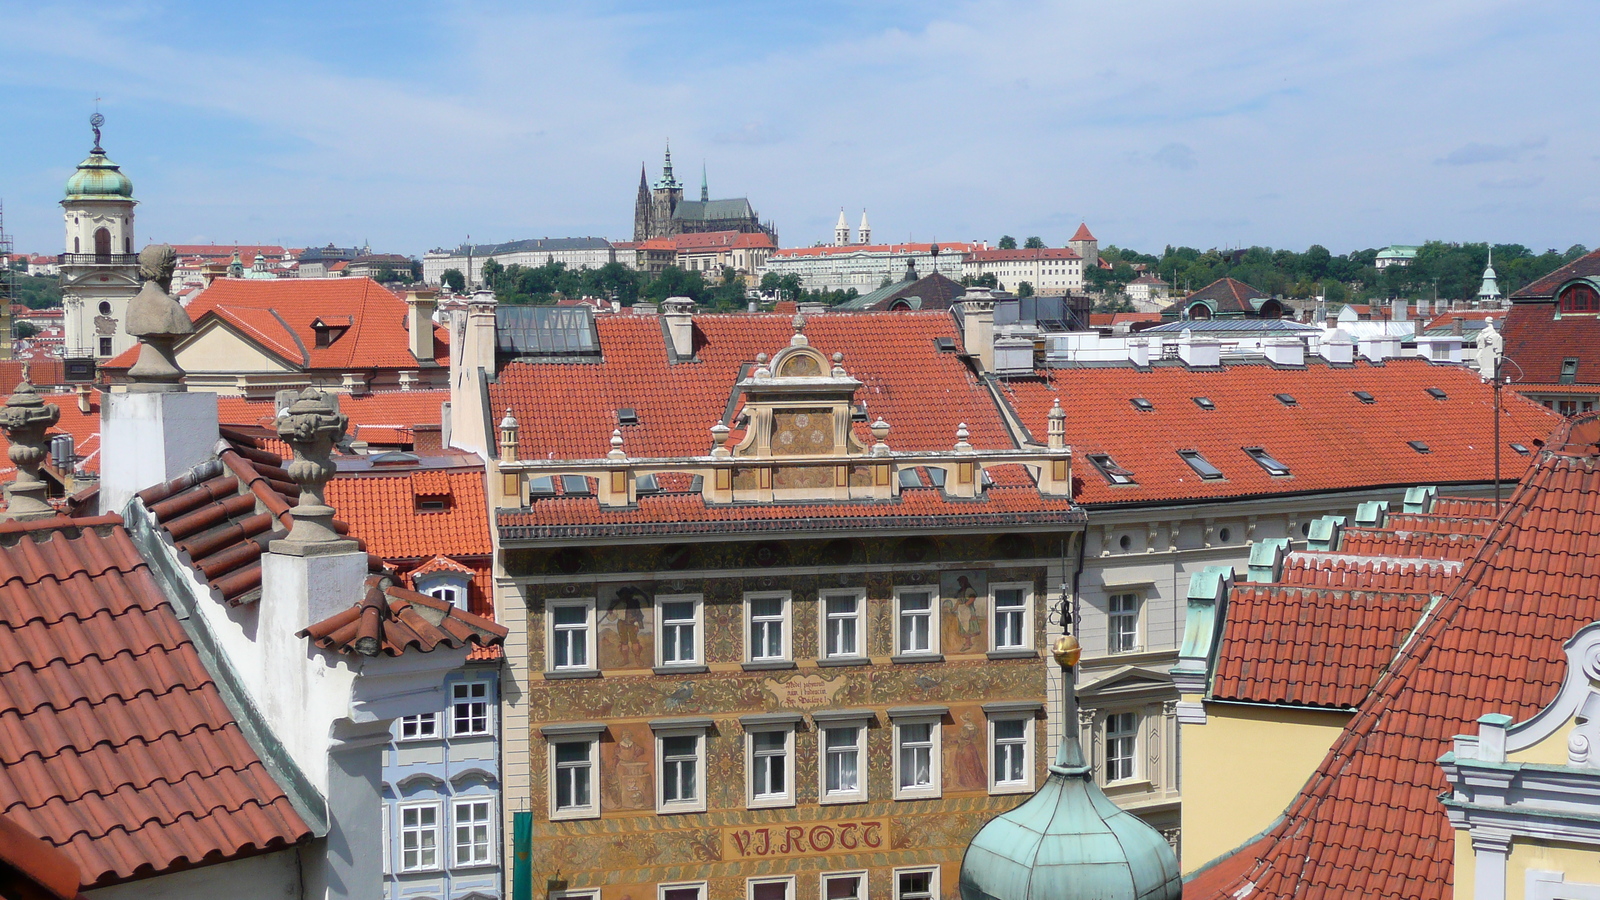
[778,274,804,301]
[13,321,38,340]
[1023,236,1045,249]
[998,235,1018,250]
[441,268,466,293]
[1016,281,1035,298]
[760,272,782,295]
[481,258,504,288]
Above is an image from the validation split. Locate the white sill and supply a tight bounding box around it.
[989,781,1034,795]
[747,795,795,810]
[656,801,707,815]
[549,807,599,822]
[818,792,868,806]
[1103,778,1154,795]
[893,787,941,801]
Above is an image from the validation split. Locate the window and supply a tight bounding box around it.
[991,585,1032,651]
[1274,393,1297,406]
[550,740,596,818]
[1559,282,1600,313]
[747,727,794,807]
[1561,358,1580,384]
[1177,449,1224,480]
[1243,447,1290,476]
[657,595,702,667]
[822,873,866,900]
[399,803,441,872]
[399,713,437,740]
[1108,593,1140,653]
[745,593,791,662]
[822,592,865,659]
[548,599,594,671]
[1192,397,1215,410]
[893,717,941,799]
[1511,443,1530,455]
[1353,391,1375,404]
[748,878,794,900]
[99,337,113,356]
[894,588,938,657]
[818,722,867,803]
[1105,712,1138,782]
[660,883,706,900]
[451,681,491,736]
[657,730,706,812]
[894,868,939,900]
[560,474,592,495]
[1130,397,1154,411]
[452,798,493,867]
[423,582,466,610]
[990,717,1033,792]
[1408,440,1431,454]
[1088,453,1136,485]
[1425,387,1448,400]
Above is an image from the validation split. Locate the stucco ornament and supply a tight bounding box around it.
[274,388,352,549]
[0,374,62,521]
[125,244,194,392]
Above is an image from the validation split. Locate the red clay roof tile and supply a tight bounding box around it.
[297,575,505,657]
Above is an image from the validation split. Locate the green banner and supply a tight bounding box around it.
[513,811,533,900]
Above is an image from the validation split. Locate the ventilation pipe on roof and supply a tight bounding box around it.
[404,289,438,361]
[663,297,696,360]
[1403,485,1437,514]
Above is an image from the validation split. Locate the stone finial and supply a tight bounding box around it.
[272,388,353,551]
[870,417,890,456]
[126,244,193,393]
[0,377,61,521]
[711,420,731,457]
[609,428,626,460]
[1048,397,1066,450]
[754,352,771,379]
[498,408,519,463]
[791,312,809,347]
[831,351,846,378]
[955,422,973,452]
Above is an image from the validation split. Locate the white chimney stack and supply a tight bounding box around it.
[1177,333,1220,368]
[663,296,696,359]
[1261,337,1305,367]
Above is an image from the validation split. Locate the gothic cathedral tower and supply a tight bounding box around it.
[633,164,651,243]
[60,113,140,360]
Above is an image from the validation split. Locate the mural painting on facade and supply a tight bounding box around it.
[772,409,833,454]
[599,583,654,670]
[943,704,988,793]
[940,570,987,653]
[600,723,655,811]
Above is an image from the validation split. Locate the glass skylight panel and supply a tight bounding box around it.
[1178,450,1224,480]
[926,467,947,488]
[636,473,660,494]
[898,469,924,489]
[617,408,639,426]
[1408,441,1431,453]
[1243,447,1290,476]
[528,476,555,496]
[1425,388,1447,400]
[1130,398,1154,411]
[495,306,600,357]
[1192,397,1215,410]
[1089,454,1136,485]
[1274,393,1297,406]
[1511,443,1530,455]
[1353,391,1375,404]
[560,474,592,495]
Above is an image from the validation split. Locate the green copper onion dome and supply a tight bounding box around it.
[959,636,1181,900]
[64,114,134,201]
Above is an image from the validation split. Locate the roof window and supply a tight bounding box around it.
[1243,447,1291,476]
[1177,449,1224,480]
[617,408,639,426]
[528,476,555,497]
[1353,391,1375,404]
[560,474,592,495]
[1274,393,1297,406]
[1408,441,1431,454]
[636,473,660,494]
[926,467,948,488]
[1130,398,1154,412]
[1192,397,1215,410]
[1088,454,1136,485]
[1425,388,1447,400]
[1561,358,1579,384]
[934,336,957,352]
[1511,443,1530,455]
[898,468,924,489]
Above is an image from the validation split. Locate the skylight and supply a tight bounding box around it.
[1178,449,1224,480]
[934,336,957,352]
[1193,397,1215,410]
[926,467,948,488]
[898,468,924,489]
[1353,391,1375,404]
[617,408,639,426]
[1243,447,1291,476]
[636,473,660,494]
[1425,388,1447,400]
[1274,393,1297,406]
[528,476,555,496]
[1130,398,1154,411]
[1561,358,1579,384]
[560,474,592,495]
[1511,443,1530,455]
[1088,454,1137,485]
[1408,441,1431,453]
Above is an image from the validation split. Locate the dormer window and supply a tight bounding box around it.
[1274,393,1297,407]
[1353,391,1375,404]
[1130,398,1154,412]
[560,475,591,496]
[1088,454,1136,485]
[1559,282,1600,314]
[1561,358,1579,384]
[311,317,352,348]
[1425,388,1447,400]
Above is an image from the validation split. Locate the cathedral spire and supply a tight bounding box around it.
[661,140,677,188]
[701,162,708,202]
[1478,246,1502,303]
[835,208,850,247]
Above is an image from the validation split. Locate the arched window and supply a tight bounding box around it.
[1258,299,1284,319]
[1188,303,1212,320]
[93,227,111,262]
[1559,283,1600,314]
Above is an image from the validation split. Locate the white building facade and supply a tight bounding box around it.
[423,238,617,287]
[962,247,1084,294]
[761,241,978,293]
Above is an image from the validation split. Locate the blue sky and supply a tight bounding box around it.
[1,0,1596,257]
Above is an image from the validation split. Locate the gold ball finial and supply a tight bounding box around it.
[1052,634,1081,668]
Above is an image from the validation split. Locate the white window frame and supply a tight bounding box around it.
[398,712,438,741]
[659,882,707,900]
[819,589,867,660]
[450,680,493,737]
[893,867,940,900]
[893,586,940,657]
[891,715,942,800]
[1108,592,1142,655]
[817,721,869,804]
[743,591,792,663]
[655,727,708,814]
[451,796,495,868]
[1105,711,1139,783]
[547,597,597,673]
[747,876,796,900]
[987,715,1035,794]
[398,801,442,873]
[990,583,1034,652]
[820,871,868,900]
[416,573,471,611]
[655,593,704,668]
[551,892,600,900]
[547,738,600,820]
[745,724,796,809]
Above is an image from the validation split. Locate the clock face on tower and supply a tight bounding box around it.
[771,409,833,455]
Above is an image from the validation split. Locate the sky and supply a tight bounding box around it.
[1,0,1597,258]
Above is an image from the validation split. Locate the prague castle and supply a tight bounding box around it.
[632,143,778,244]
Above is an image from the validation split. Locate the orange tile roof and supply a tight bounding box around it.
[298,575,504,658]
[327,465,491,562]
[0,515,310,888]
[0,392,101,484]
[1070,223,1097,242]
[997,359,1559,506]
[965,247,1081,262]
[1503,289,1600,386]
[0,812,81,900]
[670,231,775,252]
[1191,413,1600,900]
[213,390,448,447]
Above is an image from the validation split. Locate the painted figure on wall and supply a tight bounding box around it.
[941,572,985,653]
[599,584,653,670]
[945,709,987,791]
[601,724,654,811]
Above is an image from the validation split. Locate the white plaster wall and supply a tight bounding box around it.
[101,391,220,516]
[87,846,309,900]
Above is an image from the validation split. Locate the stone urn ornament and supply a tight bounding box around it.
[273,387,353,550]
[0,371,62,521]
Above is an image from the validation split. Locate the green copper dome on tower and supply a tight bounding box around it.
[64,113,134,201]
[959,636,1181,900]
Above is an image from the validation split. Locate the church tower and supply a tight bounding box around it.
[834,208,850,247]
[858,209,871,245]
[1477,248,1503,306]
[648,142,684,240]
[60,113,140,361]
[633,163,651,242]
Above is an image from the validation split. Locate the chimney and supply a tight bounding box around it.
[447,290,498,456]
[961,289,996,371]
[1177,333,1220,368]
[1451,316,1464,336]
[1393,299,1408,322]
[1047,398,1066,450]
[663,296,696,359]
[499,408,519,462]
[1261,337,1304,367]
[405,289,439,361]
[1323,333,1355,364]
